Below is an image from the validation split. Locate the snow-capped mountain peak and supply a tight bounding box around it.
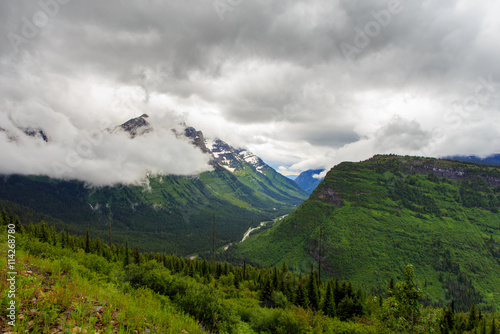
[204,138,267,174]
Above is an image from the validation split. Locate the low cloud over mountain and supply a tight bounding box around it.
[1,0,499,179]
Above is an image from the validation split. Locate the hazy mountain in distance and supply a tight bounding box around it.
[445,154,500,165]
[294,169,325,194]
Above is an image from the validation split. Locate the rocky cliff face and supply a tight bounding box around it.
[183,127,211,154]
[409,163,500,186]
[370,155,500,187]
[24,128,49,142]
[314,187,342,206]
[118,114,152,138]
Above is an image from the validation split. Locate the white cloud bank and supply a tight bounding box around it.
[1,0,499,182]
[0,93,212,186]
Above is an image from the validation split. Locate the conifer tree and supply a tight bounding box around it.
[40,221,49,242]
[387,277,395,297]
[123,240,130,267]
[480,318,486,334]
[467,303,477,330]
[133,246,141,265]
[337,296,353,321]
[281,260,288,273]
[0,209,8,225]
[85,226,91,253]
[260,275,275,307]
[295,280,309,309]
[233,272,240,289]
[14,216,23,234]
[272,266,279,289]
[492,318,497,334]
[322,280,336,318]
[440,306,455,333]
[307,269,320,311]
[333,279,342,306]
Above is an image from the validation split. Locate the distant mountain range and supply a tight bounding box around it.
[0,115,308,255]
[294,169,325,194]
[445,154,500,165]
[229,155,500,311]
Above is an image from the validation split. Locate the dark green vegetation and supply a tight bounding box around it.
[3,211,499,333]
[294,169,325,194]
[0,159,307,255]
[230,155,500,312]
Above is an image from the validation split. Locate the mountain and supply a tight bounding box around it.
[117,113,152,138]
[0,116,308,255]
[228,154,500,311]
[294,169,325,194]
[445,154,500,165]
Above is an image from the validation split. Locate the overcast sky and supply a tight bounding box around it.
[1,0,499,185]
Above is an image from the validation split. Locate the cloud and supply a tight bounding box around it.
[0,84,212,186]
[1,0,499,181]
[374,117,431,152]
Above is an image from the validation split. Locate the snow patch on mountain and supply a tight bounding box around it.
[203,137,267,175]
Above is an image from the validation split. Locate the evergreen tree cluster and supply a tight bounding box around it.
[389,179,442,215]
[4,209,499,333]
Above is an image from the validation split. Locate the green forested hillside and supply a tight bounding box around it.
[229,155,500,312]
[0,163,307,255]
[3,210,499,333]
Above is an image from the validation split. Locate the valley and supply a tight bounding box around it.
[0,118,307,256]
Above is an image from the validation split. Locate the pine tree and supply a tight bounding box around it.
[467,303,477,330]
[492,318,497,334]
[391,265,421,329]
[295,280,309,309]
[440,306,454,333]
[281,261,288,273]
[260,274,275,307]
[322,280,336,318]
[337,296,355,321]
[387,277,395,297]
[334,279,342,306]
[14,216,23,234]
[133,246,141,265]
[123,240,130,267]
[272,266,279,289]
[307,269,320,311]
[233,272,240,289]
[85,227,91,253]
[39,221,49,242]
[1,209,8,225]
[480,318,486,334]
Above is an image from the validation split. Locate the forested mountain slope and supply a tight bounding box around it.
[230,155,500,312]
[0,117,307,255]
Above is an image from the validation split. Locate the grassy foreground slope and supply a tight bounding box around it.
[3,210,500,333]
[230,155,500,312]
